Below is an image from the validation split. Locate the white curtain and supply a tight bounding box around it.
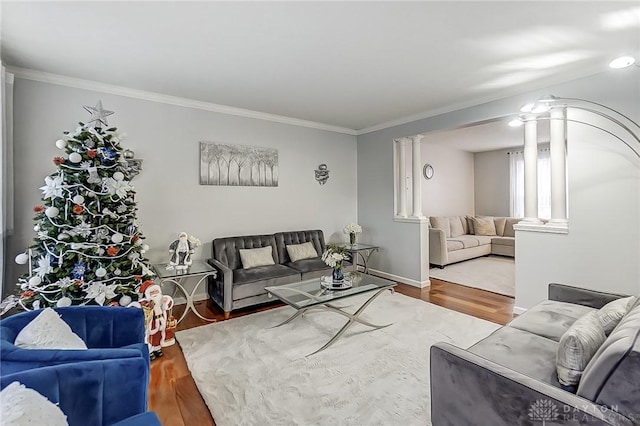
[509,150,525,218]
[1,63,15,298]
[509,147,551,219]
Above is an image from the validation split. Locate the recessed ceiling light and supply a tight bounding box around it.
[508,118,523,127]
[609,56,636,69]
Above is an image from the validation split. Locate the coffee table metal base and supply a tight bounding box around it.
[273,287,394,356]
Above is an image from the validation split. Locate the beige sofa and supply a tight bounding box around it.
[428,216,519,267]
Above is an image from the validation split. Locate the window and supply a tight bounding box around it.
[509,147,551,219]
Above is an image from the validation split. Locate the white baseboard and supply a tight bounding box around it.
[513,306,527,315]
[367,268,430,288]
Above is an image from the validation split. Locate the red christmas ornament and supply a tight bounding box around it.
[72,205,83,214]
[53,156,65,165]
[107,246,119,256]
[33,205,45,213]
[20,290,35,298]
[87,149,97,158]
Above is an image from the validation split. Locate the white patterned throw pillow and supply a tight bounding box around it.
[286,242,318,262]
[597,296,637,335]
[239,246,276,269]
[14,308,87,350]
[0,382,68,426]
[556,311,606,386]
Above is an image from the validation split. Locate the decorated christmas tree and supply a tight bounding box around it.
[12,101,154,310]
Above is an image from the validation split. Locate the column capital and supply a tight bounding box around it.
[394,137,410,144]
[410,134,424,143]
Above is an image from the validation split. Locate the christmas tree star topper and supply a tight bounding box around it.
[83,100,114,128]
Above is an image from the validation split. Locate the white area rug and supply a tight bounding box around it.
[429,255,515,297]
[176,291,500,426]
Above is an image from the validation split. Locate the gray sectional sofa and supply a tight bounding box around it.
[428,215,519,267]
[207,230,337,318]
[431,283,640,425]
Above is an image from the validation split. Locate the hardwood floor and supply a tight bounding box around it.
[148,278,514,425]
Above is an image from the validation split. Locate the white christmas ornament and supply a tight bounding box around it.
[57,297,72,307]
[111,233,123,243]
[134,238,143,246]
[32,300,40,310]
[113,171,125,181]
[45,206,60,218]
[29,276,42,287]
[72,195,85,205]
[114,268,121,276]
[55,139,67,149]
[69,152,82,163]
[34,224,40,232]
[15,253,29,264]
[119,295,132,306]
[95,267,107,277]
[141,244,150,252]
[58,233,70,240]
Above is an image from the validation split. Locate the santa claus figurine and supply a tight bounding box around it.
[138,280,174,360]
[167,232,195,271]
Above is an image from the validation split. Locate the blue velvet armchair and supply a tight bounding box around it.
[0,306,152,426]
[0,306,149,375]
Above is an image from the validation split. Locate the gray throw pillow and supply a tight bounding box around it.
[471,217,497,236]
[597,296,637,335]
[556,311,606,386]
[449,217,465,237]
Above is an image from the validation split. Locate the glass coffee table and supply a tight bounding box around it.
[265,274,396,356]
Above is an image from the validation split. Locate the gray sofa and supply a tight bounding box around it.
[429,215,519,267]
[431,283,640,425]
[207,230,336,318]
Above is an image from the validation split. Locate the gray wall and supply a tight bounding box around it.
[473,148,511,217]
[357,70,640,287]
[421,143,475,217]
[6,78,357,298]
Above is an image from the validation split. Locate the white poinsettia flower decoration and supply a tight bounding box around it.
[74,221,93,238]
[343,223,362,235]
[34,255,53,278]
[68,126,85,138]
[80,161,92,170]
[55,277,75,289]
[102,177,133,199]
[40,175,65,199]
[110,131,126,144]
[84,282,117,306]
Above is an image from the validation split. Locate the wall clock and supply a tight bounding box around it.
[423,164,434,180]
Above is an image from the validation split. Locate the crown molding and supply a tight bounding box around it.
[7,66,358,136]
[355,67,605,136]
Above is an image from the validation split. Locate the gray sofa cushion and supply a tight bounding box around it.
[233,265,300,300]
[233,264,299,285]
[577,302,640,405]
[274,230,326,264]
[468,326,561,387]
[556,311,606,387]
[509,300,595,342]
[213,234,279,270]
[449,235,480,249]
[286,258,331,275]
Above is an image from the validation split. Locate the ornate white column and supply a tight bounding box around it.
[396,138,408,218]
[549,107,568,225]
[523,114,542,223]
[411,135,425,218]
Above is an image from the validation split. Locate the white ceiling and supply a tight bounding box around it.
[2,1,639,132]
[420,119,550,153]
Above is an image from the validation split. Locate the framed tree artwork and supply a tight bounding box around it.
[199,142,279,187]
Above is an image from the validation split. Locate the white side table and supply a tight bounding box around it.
[153,260,218,324]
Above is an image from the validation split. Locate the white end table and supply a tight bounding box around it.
[153,260,217,324]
